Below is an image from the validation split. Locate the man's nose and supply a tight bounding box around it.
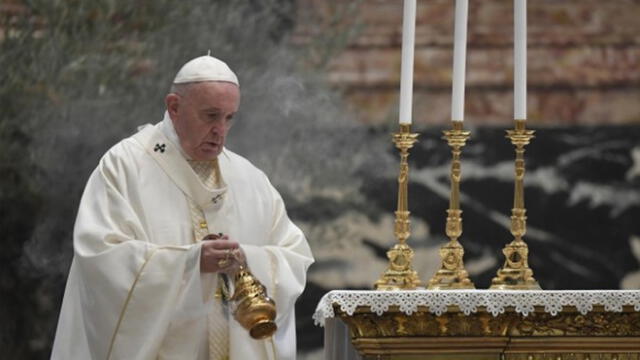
[210,121,224,134]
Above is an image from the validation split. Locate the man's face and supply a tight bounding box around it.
[166,81,240,161]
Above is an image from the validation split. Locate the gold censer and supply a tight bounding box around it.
[231,265,278,339]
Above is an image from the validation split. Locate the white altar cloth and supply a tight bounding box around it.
[314,289,640,326]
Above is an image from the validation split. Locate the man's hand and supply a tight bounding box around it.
[200,233,246,274]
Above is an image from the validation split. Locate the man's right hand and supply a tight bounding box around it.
[200,234,240,273]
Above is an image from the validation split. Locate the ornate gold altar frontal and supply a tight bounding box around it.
[314,290,640,360]
[339,306,640,360]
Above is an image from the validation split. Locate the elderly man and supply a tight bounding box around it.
[51,55,314,360]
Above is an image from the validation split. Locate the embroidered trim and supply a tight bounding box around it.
[264,250,279,360]
[268,250,278,304]
[268,337,278,360]
[106,247,159,360]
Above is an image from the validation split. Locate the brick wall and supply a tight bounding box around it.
[293,0,640,126]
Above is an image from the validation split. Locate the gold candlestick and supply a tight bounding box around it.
[427,121,475,290]
[490,119,541,290]
[374,124,421,290]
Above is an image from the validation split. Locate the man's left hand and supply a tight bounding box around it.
[202,233,247,274]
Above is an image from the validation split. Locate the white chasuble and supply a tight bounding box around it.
[51,119,314,360]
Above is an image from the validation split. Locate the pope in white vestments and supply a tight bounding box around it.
[51,55,314,360]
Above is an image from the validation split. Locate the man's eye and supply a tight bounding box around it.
[207,113,220,120]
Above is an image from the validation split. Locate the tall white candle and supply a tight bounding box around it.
[399,0,417,125]
[451,0,469,122]
[514,0,527,120]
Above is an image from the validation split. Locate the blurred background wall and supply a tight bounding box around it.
[294,0,640,126]
[0,1,638,359]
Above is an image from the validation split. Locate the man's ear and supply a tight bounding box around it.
[165,93,180,118]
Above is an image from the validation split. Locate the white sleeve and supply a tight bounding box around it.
[240,181,314,360]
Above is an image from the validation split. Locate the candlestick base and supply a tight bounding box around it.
[374,125,421,290]
[374,241,421,290]
[490,120,541,290]
[490,239,540,290]
[427,238,474,290]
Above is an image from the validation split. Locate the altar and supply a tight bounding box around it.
[311,0,640,359]
[314,290,640,360]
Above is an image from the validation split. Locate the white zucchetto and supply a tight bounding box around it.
[173,55,239,86]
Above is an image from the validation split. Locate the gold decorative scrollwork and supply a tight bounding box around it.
[337,306,640,359]
[338,306,640,338]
